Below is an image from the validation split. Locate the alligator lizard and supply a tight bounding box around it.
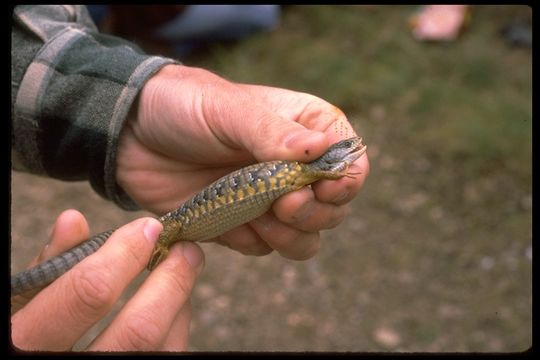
[11,136,367,296]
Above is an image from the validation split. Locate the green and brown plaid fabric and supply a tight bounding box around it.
[11,5,177,210]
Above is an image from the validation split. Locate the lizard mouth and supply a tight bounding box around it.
[351,138,367,156]
[343,138,367,164]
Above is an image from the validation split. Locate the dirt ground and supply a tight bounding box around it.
[11,5,531,353]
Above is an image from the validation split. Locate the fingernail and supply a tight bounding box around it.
[182,242,204,271]
[38,243,51,261]
[284,130,325,150]
[143,218,163,244]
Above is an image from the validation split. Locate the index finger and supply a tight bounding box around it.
[88,241,204,351]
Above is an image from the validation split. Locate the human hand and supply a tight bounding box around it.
[117,65,370,260]
[11,209,204,351]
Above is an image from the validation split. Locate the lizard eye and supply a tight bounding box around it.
[343,140,351,147]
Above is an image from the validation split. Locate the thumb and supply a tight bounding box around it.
[163,65,331,162]
[219,101,330,163]
[37,209,90,264]
[250,115,330,162]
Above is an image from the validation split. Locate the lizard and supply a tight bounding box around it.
[11,136,367,295]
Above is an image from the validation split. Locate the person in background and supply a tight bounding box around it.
[87,5,281,57]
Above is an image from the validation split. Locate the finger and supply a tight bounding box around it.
[161,299,192,351]
[88,242,204,351]
[250,212,321,260]
[239,83,343,129]
[225,112,329,164]
[238,86,370,194]
[217,223,274,256]
[21,209,90,270]
[37,209,90,263]
[311,155,370,205]
[208,87,330,163]
[11,218,162,351]
[272,187,350,232]
[239,83,356,141]
[12,209,90,312]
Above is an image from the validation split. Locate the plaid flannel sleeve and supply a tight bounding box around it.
[11,5,178,210]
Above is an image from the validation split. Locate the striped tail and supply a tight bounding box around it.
[11,229,114,296]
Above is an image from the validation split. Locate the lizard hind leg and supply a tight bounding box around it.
[147,243,169,271]
[148,217,182,270]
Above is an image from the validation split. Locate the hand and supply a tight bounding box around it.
[117,65,370,260]
[11,209,204,351]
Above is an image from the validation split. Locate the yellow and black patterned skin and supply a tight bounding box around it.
[149,160,314,269]
[12,137,366,295]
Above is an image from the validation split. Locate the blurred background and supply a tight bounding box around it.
[11,5,531,352]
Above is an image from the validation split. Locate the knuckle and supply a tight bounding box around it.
[65,266,115,320]
[166,271,194,300]
[115,230,151,270]
[158,260,195,300]
[251,113,288,155]
[122,313,163,350]
[296,204,346,232]
[323,206,348,230]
